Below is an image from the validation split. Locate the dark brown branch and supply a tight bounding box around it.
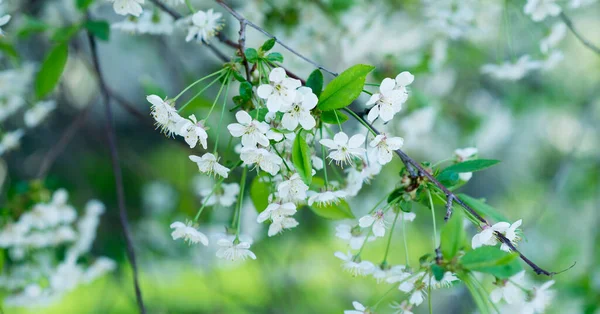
[560,12,600,56]
[444,194,454,222]
[36,105,92,178]
[87,26,146,313]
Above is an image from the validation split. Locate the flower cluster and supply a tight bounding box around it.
[0,189,115,308]
[492,271,556,313]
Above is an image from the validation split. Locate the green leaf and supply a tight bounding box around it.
[266,52,283,63]
[249,108,269,122]
[317,64,374,111]
[457,194,508,222]
[250,175,271,213]
[260,38,276,52]
[85,20,110,41]
[320,110,348,124]
[459,272,494,314]
[431,264,445,281]
[306,69,323,97]
[292,131,312,185]
[52,25,81,43]
[245,48,258,63]
[0,40,19,60]
[239,81,253,100]
[461,247,522,279]
[76,0,94,11]
[440,210,465,260]
[442,159,500,174]
[231,70,246,82]
[310,199,354,219]
[35,44,69,99]
[17,15,49,38]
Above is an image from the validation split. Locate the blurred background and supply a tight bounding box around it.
[1,0,599,313]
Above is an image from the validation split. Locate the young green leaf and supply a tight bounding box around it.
[442,159,500,174]
[440,210,465,260]
[317,64,374,111]
[248,108,269,122]
[266,52,283,63]
[306,69,324,97]
[76,0,95,11]
[460,246,522,279]
[239,81,253,100]
[0,40,19,60]
[35,44,69,99]
[250,175,271,213]
[459,272,494,314]
[292,131,312,185]
[85,20,110,41]
[52,25,81,43]
[245,48,258,63]
[457,194,509,222]
[260,38,276,52]
[310,200,354,219]
[320,110,348,124]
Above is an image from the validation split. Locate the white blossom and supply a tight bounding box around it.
[227,110,270,147]
[240,147,282,175]
[184,9,222,42]
[146,94,183,137]
[481,55,542,81]
[344,301,368,314]
[216,238,257,261]
[334,251,374,276]
[170,221,209,246]
[524,0,561,22]
[455,147,477,181]
[277,174,309,202]
[472,219,522,251]
[24,100,56,128]
[540,23,566,54]
[280,87,317,130]
[390,301,414,314]
[369,134,404,165]
[320,132,366,166]
[112,11,174,35]
[0,12,10,35]
[307,189,347,206]
[256,67,301,112]
[490,271,527,304]
[0,129,24,156]
[522,280,555,314]
[199,182,239,207]
[256,202,299,236]
[109,0,144,17]
[358,210,388,237]
[366,78,406,122]
[189,153,230,178]
[335,224,372,250]
[178,114,208,149]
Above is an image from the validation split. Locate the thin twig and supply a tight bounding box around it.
[36,105,92,178]
[87,27,146,313]
[560,12,600,56]
[445,194,454,222]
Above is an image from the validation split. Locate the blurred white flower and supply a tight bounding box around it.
[112,11,174,35]
[320,132,365,166]
[240,147,282,175]
[359,210,388,238]
[0,13,10,35]
[184,9,222,42]
[24,100,56,128]
[256,67,301,112]
[481,55,542,81]
[490,271,527,304]
[216,238,257,261]
[524,0,561,22]
[177,114,208,149]
[0,129,24,156]
[335,224,373,250]
[109,0,144,17]
[540,23,566,54]
[146,95,183,137]
[334,251,374,276]
[277,173,309,203]
[472,219,522,251]
[170,221,209,246]
[189,153,230,178]
[344,301,368,314]
[390,300,414,314]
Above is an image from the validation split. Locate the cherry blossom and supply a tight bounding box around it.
[189,153,230,178]
[227,110,270,147]
[320,132,366,166]
[109,0,145,17]
[256,67,302,112]
[369,134,404,165]
[170,221,209,246]
[280,87,317,131]
[366,78,406,122]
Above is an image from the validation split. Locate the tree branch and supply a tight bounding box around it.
[560,12,600,56]
[87,26,146,313]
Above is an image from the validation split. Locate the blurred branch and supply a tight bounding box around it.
[36,105,92,178]
[560,12,600,56]
[86,22,146,314]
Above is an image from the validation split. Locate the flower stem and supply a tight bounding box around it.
[184,0,195,13]
[174,69,223,102]
[319,125,329,189]
[205,72,230,120]
[271,144,292,172]
[177,73,224,112]
[403,213,410,266]
[427,189,438,248]
[234,166,248,241]
[213,74,231,154]
[342,107,376,136]
[382,209,401,265]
